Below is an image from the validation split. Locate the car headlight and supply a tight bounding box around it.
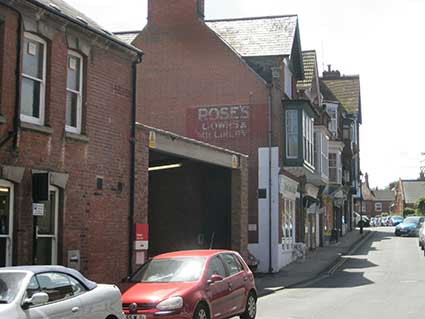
[157,296,183,311]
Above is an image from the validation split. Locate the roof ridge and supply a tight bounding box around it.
[113,30,143,35]
[205,14,298,23]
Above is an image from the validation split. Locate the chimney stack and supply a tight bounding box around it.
[148,0,205,26]
[365,173,370,188]
[322,64,341,79]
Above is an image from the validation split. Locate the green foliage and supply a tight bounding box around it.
[403,207,416,217]
[416,197,425,215]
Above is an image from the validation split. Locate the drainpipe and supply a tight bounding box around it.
[129,53,143,277]
[267,84,273,273]
[0,1,22,149]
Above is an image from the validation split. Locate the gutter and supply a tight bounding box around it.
[129,53,143,276]
[0,0,22,149]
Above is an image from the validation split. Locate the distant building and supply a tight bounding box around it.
[394,174,425,215]
[355,173,395,217]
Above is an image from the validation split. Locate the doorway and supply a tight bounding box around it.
[0,180,13,267]
[34,186,58,265]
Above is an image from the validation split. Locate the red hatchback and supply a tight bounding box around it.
[122,250,257,319]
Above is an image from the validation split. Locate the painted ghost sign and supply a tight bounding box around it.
[188,105,250,142]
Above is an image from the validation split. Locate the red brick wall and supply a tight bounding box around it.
[133,16,269,243]
[0,7,137,284]
[0,7,18,137]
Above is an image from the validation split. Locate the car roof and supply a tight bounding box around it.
[0,265,97,290]
[154,250,236,259]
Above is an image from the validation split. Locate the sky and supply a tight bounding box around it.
[66,0,425,189]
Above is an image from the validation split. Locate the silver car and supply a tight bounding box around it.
[0,265,123,319]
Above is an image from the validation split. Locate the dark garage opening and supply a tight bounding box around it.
[148,150,232,257]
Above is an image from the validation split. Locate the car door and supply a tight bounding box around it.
[220,253,246,317]
[25,272,81,319]
[204,256,229,318]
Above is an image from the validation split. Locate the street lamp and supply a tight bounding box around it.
[359,173,364,234]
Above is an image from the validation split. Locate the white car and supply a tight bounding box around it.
[0,265,123,319]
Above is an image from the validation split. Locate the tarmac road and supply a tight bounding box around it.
[254,227,425,319]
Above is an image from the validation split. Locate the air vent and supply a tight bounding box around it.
[76,16,88,25]
[48,3,61,12]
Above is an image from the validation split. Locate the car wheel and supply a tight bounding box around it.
[240,292,257,319]
[193,304,209,319]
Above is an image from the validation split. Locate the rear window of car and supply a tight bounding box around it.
[132,257,206,283]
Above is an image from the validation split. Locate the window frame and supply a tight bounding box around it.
[65,50,84,134]
[375,202,382,212]
[21,32,47,126]
[285,109,299,159]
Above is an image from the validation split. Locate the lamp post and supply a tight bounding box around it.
[359,174,364,234]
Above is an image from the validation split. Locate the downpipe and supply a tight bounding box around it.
[0,0,22,150]
[267,84,273,273]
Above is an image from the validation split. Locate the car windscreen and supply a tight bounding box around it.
[403,217,420,224]
[132,257,206,283]
[0,272,26,304]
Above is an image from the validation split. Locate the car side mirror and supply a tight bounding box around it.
[22,292,49,309]
[207,274,224,285]
[121,275,131,283]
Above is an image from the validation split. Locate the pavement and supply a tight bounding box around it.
[254,228,373,297]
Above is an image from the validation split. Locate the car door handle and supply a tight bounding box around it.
[72,307,79,313]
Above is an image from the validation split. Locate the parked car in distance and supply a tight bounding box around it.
[395,216,425,237]
[419,223,425,250]
[390,215,404,226]
[0,265,123,319]
[381,216,390,226]
[122,250,257,319]
[353,212,370,227]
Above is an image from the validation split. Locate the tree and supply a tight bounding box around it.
[404,207,416,217]
[416,197,425,215]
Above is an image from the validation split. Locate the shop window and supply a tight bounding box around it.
[20,33,47,125]
[66,51,84,134]
[282,199,295,250]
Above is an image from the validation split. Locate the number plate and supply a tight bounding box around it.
[126,315,147,319]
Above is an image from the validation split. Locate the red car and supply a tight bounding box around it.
[122,250,257,319]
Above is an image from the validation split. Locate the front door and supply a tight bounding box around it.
[34,186,58,265]
[0,180,13,267]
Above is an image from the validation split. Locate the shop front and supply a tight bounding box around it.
[0,179,13,267]
[279,174,299,268]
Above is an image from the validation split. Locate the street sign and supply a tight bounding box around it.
[32,203,45,216]
[134,224,148,250]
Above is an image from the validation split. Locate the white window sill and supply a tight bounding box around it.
[20,121,53,135]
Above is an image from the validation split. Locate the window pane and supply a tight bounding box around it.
[67,55,81,91]
[21,78,40,118]
[0,188,10,235]
[207,256,226,278]
[288,134,298,157]
[221,254,241,276]
[68,276,86,296]
[23,38,44,79]
[66,91,78,128]
[37,191,56,235]
[36,273,73,302]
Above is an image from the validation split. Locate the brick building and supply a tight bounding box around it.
[0,0,143,283]
[116,0,305,272]
[394,175,425,215]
